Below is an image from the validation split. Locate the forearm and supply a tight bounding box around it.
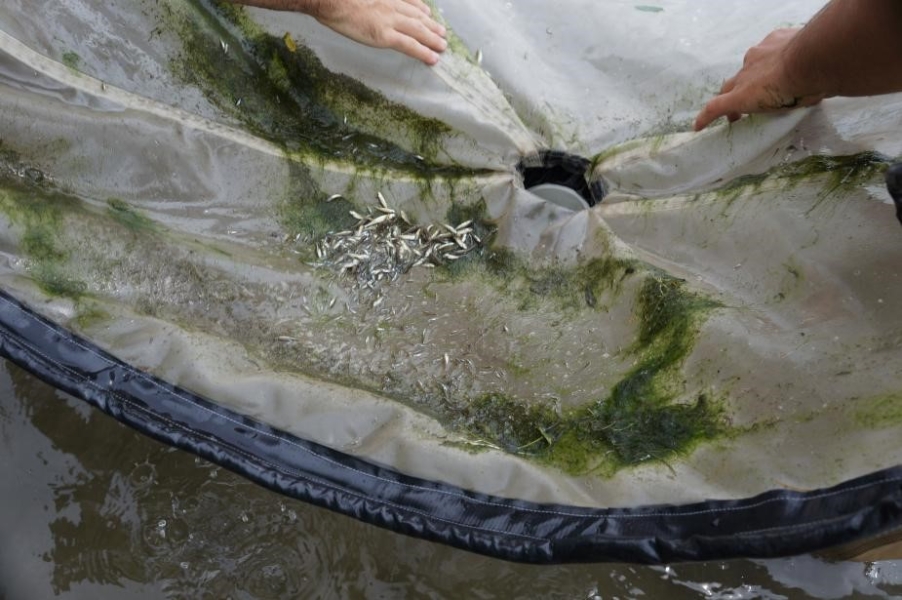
[783,0,902,98]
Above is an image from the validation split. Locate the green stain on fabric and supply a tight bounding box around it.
[0,164,90,300]
[164,0,476,178]
[454,393,562,455]
[62,51,81,71]
[280,193,357,244]
[106,198,158,234]
[712,152,891,201]
[856,393,902,429]
[450,267,728,474]
[569,275,725,470]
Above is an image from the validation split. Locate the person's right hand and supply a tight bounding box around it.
[313,0,447,65]
[694,28,826,131]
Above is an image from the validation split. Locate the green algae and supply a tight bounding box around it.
[0,171,89,301]
[571,392,723,474]
[569,275,725,469]
[711,151,891,203]
[430,199,498,278]
[856,393,902,429]
[73,303,112,330]
[712,171,769,207]
[771,259,805,303]
[782,152,890,191]
[165,0,473,178]
[454,393,561,454]
[431,204,639,313]
[442,27,477,63]
[427,225,692,471]
[420,0,474,62]
[783,261,802,281]
[285,201,732,475]
[280,194,357,243]
[487,252,637,313]
[106,198,157,234]
[524,257,637,311]
[591,139,645,169]
[451,267,728,474]
[62,51,81,72]
[275,162,349,244]
[436,244,639,314]
[22,225,65,263]
[636,275,719,349]
[32,265,88,299]
[0,155,173,309]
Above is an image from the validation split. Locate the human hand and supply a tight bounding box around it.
[694,28,826,131]
[313,0,447,65]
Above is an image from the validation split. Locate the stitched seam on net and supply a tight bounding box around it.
[4,295,901,524]
[735,513,902,538]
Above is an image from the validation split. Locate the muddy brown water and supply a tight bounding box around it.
[1,359,900,600]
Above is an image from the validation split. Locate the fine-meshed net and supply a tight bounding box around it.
[0,0,900,537]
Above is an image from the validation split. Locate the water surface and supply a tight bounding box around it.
[1,359,900,599]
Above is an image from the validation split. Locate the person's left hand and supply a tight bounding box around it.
[313,0,447,65]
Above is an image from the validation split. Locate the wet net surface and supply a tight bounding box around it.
[0,0,901,562]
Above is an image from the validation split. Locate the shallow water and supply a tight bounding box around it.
[1,359,900,600]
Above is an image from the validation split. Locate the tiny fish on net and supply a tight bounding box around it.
[314,192,484,290]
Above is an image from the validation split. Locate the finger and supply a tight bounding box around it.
[694,100,720,131]
[385,30,441,64]
[694,93,739,131]
[397,3,446,37]
[395,17,447,53]
[800,94,825,108]
[402,0,433,16]
[727,112,742,123]
[423,14,446,37]
[742,46,763,68]
[719,75,737,95]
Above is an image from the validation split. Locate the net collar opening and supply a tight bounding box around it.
[517,150,606,211]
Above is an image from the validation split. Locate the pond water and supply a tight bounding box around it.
[1,358,900,600]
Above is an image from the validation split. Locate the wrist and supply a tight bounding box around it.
[778,32,834,103]
[300,0,339,21]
